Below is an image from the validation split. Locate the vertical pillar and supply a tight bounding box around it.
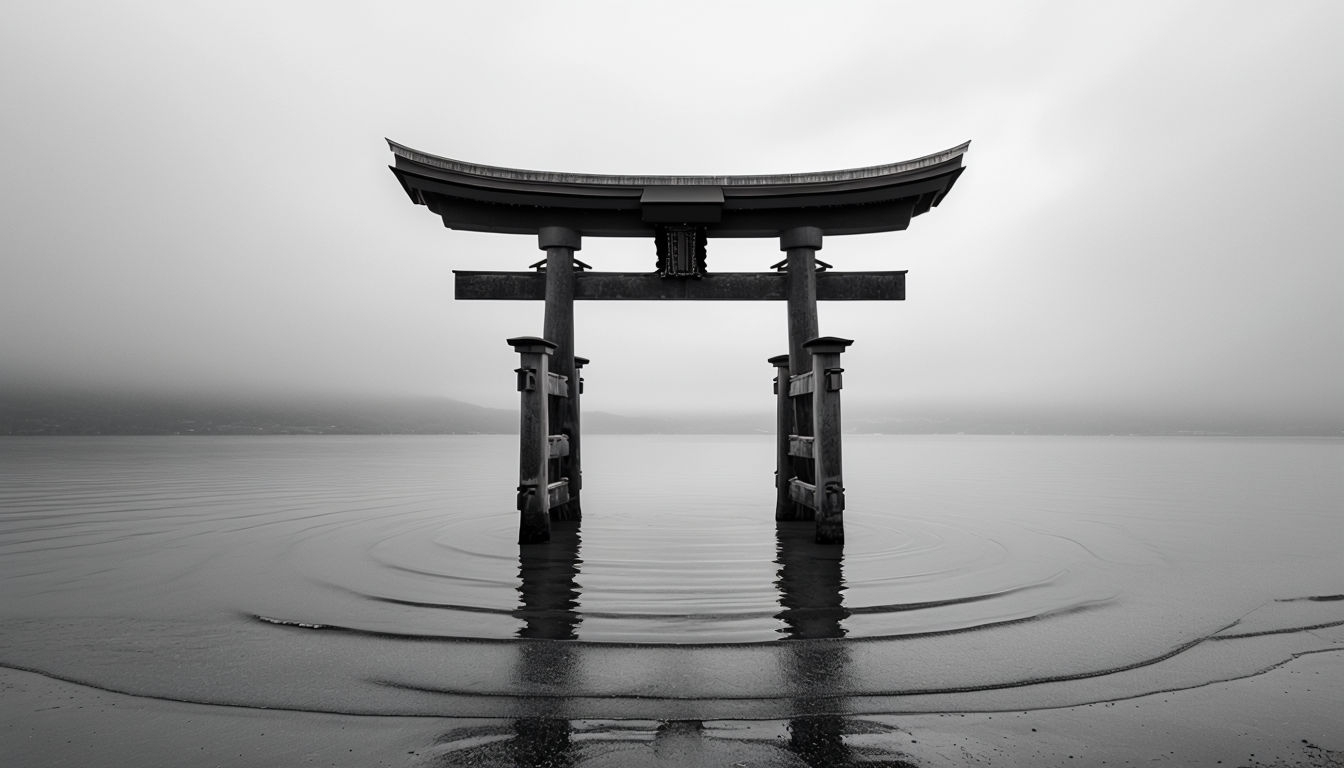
[540,225,581,518]
[769,353,795,520]
[781,226,822,376]
[508,336,556,544]
[804,336,852,544]
[570,355,588,512]
[781,226,822,519]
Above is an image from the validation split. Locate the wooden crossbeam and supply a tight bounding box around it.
[789,372,815,397]
[547,434,570,459]
[455,270,905,301]
[547,479,570,509]
[788,435,814,459]
[789,478,817,509]
[546,372,568,398]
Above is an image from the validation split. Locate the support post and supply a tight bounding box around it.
[570,355,588,511]
[782,226,822,372]
[509,336,556,544]
[805,336,853,544]
[782,226,822,519]
[769,353,795,520]
[540,226,582,519]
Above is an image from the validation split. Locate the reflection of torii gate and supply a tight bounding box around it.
[388,140,968,544]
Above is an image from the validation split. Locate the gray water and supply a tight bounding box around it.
[1,434,1341,724]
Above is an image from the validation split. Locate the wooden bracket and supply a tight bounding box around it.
[825,367,844,392]
[528,257,592,272]
[516,483,536,512]
[515,367,536,392]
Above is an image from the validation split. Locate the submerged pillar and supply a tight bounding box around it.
[570,355,587,504]
[540,226,581,519]
[805,336,852,544]
[782,226,822,519]
[509,336,555,544]
[770,353,794,520]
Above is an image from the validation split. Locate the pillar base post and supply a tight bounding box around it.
[804,336,853,544]
[508,336,556,544]
[769,353,797,520]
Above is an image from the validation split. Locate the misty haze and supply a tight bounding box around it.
[2,2,1342,767]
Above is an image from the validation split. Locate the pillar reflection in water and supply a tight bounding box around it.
[432,520,880,766]
[515,519,582,641]
[511,518,583,766]
[775,520,853,765]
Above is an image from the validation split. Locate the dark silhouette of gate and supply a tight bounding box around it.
[387,140,969,543]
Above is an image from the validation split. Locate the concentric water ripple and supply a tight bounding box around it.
[1,434,1341,719]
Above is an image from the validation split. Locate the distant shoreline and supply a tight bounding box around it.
[2,389,1338,438]
[4,431,1341,439]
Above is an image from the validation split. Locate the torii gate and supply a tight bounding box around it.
[388,140,968,544]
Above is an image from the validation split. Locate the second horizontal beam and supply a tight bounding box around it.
[455,270,906,301]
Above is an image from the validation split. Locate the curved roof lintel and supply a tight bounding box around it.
[386,139,970,189]
[386,139,969,238]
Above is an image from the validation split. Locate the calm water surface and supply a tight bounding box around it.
[2,434,1341,726]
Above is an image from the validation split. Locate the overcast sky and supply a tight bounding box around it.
[2,1,1340,425]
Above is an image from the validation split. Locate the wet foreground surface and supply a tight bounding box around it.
[2,435,1341,764]
[6,652,1343,767]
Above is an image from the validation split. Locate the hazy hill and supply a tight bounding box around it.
[1,388,1336,436]
[0,388,771,436]
[0,389,507,435]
